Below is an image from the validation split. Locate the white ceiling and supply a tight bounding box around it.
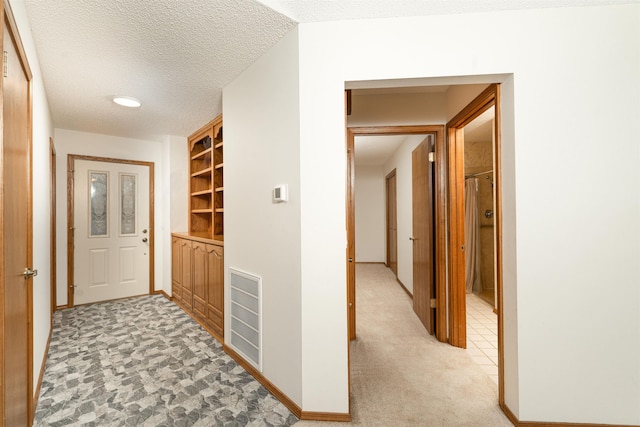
[354,135,407,166]
[256,0,633,22]
[22,0,633,140]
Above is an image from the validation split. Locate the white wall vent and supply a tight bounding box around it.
[229,267,262,371]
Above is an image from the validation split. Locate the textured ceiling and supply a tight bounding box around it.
[23,0,635,140]
[23,0,296,139]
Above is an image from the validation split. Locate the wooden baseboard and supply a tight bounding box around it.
[154,290,172,301]
[223,344,303,419]
[355,261,384,265]
[32,326,53,422]
[172,299,223,344]
[501,402,631,426]
[301,411,351,422]
[55,304,68,310]
[396,279,413,299]
[223,344,352,423]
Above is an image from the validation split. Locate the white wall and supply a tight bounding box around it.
[380,135,428,293]
[354,165,385,262]
[295,4,640,423]
[163,135,188,296]
[54,129,171,304]
[168,135,188,233]
[224,29,302,405]
[10,0,54,392]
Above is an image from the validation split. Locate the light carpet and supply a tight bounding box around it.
[295,263,513,427]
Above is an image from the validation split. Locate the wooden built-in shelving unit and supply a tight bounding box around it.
[172,114,224,343]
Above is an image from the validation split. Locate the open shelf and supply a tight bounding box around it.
[187,115,223,239]
[191,147,212,160]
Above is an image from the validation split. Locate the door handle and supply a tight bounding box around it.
[348,258,353,262]
[409,237,417,241]
[142,237,148,243]
[23,267,38,279]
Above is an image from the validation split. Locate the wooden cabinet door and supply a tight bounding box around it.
[180,239,193,309]
[192,242,208,320]
[171,237,183,302]
[206,244,224,338]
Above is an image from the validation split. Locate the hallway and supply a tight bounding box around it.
[296,263,511,426]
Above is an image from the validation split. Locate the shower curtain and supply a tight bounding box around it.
[465,178,482,294]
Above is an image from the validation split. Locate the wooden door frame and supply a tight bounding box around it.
[385,169,397,274]
[347,125,447,343]
[66,155,155,307]
[445,84,504,404]
[50,138,56,317]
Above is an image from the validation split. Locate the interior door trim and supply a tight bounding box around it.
[50,138,56,317]
[445,83,504,405]
[346,125,446,343]
[66,155,155,308]
[385,168,397,274]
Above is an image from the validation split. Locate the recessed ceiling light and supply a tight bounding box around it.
[112,96,141,108]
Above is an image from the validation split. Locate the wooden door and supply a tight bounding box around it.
[192,242,207,320]
[73,160,150,305]
[206,244,224,340]
[2,14,33,426]
[412,138,435,334]
[171,237,183,302]
[180,239,193,309]
[386,171,398,276]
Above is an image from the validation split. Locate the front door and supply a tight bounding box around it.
[412,137,436,334]
[2,15,33,425]
[72,159,151,305]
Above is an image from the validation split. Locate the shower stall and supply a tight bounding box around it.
[463,121,496,308]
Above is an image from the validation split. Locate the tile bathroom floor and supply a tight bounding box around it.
[466,293,499,384]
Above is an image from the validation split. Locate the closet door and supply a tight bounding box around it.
[206,244,224,339]
[192,242,208,320]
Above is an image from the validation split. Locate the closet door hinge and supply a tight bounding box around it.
[430,298,437,308]
[3,51,7,78]
[428,152,435,163]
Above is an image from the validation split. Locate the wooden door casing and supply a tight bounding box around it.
[412,138,436,334]
[346,126,446,346]
[386,170,398,277]
[346,132,356,341]
[1,4,34,424]
[66,155,155,308]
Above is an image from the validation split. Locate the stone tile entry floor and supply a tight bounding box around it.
[33,295,298,426]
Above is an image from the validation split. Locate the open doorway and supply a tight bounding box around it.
[446,83,503,402]
[345,82,505,416]
[346,126,446,343]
